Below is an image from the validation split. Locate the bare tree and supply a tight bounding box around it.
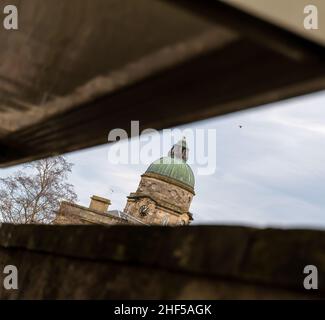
[0,156,77,224]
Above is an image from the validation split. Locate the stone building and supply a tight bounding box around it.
[55,138,195,226]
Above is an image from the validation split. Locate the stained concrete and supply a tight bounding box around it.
[0,224,324,299]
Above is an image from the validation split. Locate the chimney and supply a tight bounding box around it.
[89,195,111,212]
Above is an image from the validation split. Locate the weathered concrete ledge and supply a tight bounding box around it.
[0,224,324,299]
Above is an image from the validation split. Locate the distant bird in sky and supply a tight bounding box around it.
[239,125,243,128]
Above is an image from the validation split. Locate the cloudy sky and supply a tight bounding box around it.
[1,91,325,229]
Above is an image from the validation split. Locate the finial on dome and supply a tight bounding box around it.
[168,137,188,162]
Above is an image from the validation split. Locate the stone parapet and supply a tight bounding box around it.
[0,224,324,299]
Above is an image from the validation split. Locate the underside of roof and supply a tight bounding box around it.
[0,0,325,167]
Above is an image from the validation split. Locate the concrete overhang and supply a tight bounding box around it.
[0,0,324,166]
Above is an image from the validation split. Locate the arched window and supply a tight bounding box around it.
[162,216,169,226]
[178,219,186,226]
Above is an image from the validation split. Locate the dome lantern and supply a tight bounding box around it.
[168,136,189,162]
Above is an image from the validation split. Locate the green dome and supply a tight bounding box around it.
[145,156,195,189]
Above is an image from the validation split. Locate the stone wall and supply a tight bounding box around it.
[55,202,126,225]
[138,174,194,211]
[0,224,324,299]
[124,174,193,225]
